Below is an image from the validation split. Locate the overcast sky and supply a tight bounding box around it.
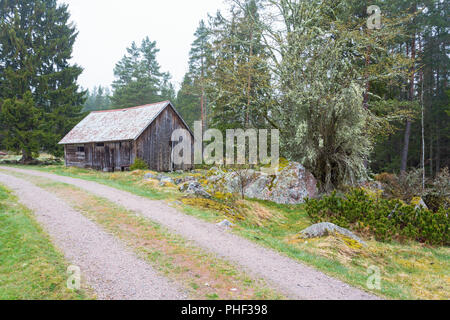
[60,0,227,91]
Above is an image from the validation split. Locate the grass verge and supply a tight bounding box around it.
[0,183,90,300]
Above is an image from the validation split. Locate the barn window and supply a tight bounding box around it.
[96,143,104,147]
[77,146,85,153]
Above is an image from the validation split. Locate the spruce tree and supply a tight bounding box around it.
[0,0,85,159]
[176,74,202,129]
[206,0,273,131]
[176,20,211,130]
[0,92,42,162]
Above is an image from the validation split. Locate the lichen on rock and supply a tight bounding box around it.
[299,222,367,247]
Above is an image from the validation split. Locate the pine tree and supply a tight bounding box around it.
[176,74,201,129]
[206,0,273,131]
[111,37,173,108]
[0,0,85,159]
[176,20,211,131]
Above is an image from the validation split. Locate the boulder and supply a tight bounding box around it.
[180,181,212,199]
[244,174,273,199]
[299,222,366,246]
[204,162,317,204]
[265,163,318,204]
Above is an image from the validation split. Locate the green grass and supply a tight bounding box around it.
[4,164,449,300]
[0,184,90,300]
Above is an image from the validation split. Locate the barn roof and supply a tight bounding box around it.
[59,101,189,145]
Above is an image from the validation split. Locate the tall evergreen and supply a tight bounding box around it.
[176,74,202,129]
[0,0,85,159]
[111,37,173,108]
[177,20,211,129]
[206,0,273,131]
[0,92,42,160]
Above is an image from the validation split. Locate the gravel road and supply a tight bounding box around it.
[0,172,186,300]
[0,167,378,300]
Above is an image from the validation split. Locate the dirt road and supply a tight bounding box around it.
[0,172,186,300]
[0,167,378,300]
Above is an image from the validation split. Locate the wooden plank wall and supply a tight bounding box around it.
[135,106,194,172]
[65,141,132,172]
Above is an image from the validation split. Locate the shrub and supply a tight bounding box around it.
[130,158,148,171]
[375,169,423,202]
[305,189,449,246]
[423,168,450,212]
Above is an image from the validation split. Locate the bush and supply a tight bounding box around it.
[129,158,148,171]
[305,189,449,246]
[375,169,423,202]
[423,168,450,212]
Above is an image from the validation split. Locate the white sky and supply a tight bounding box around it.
[60,0,227,91]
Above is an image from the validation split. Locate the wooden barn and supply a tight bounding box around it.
[59,101,194,172]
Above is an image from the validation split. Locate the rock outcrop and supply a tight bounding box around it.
[205,162,318,204]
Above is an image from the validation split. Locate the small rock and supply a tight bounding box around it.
[230,288,238,292]
[413,197,428,210]
[217,219,234,229]
[175,178,184,185]
[299,222,366,246]
[160,177,175,184]
[144,173,156,179]
[179,182,190,193]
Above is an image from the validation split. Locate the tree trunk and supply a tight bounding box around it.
[420,38,425,191]
[200,90,205,131]
[20,149,33,164]
[246,29,253,128]
[436,127,441,173]
[400,33,416,174]
[400,120,412,173]
[363,46,371,109]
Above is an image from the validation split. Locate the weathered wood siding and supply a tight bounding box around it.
[64,141,132,172]
[64,144,89,168]
[135,105,193,172]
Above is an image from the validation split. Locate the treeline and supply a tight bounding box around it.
[175,0,449,190]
